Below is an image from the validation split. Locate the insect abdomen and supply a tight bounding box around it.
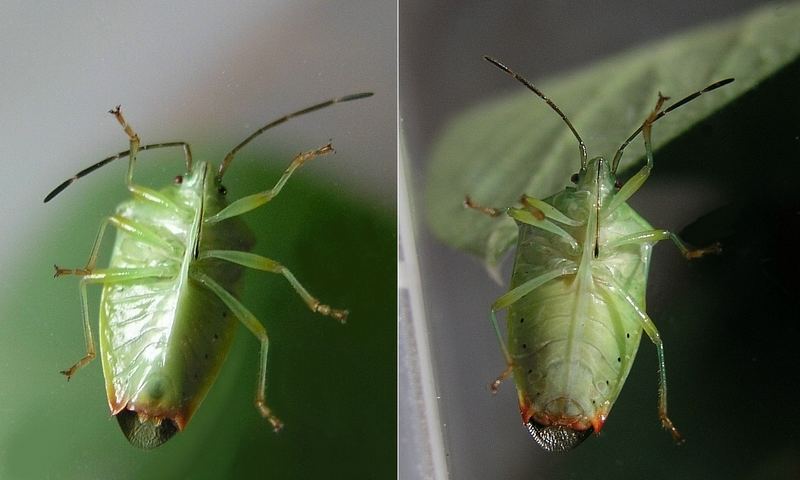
[509,278,641,428]
[99,166,248,428]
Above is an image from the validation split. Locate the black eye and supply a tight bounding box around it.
[217,185,227,195]
[174,175,183,184]
[615,180,622,189]
[570,173,579,184]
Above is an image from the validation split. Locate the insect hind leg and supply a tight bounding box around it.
[598,279,684,444]
[602,229,721,260]
[190,270,284,431]
[56,267,174,379]
[59,277,96,379]
[198,250,348,323]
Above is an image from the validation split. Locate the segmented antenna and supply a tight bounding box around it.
[44,141,192,203]
[484,56,588,169]
[611,78,734,173]
[216,92,374,181]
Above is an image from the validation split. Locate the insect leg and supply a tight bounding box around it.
[190,270,284,432]
[54,215,180,278]
[465,194,576,225]
[109,106,144,194]
[489,265,577,390]
[520,195,582,226]
[56,267,174,379]
[599,279,684,444]
[603,96,667,215]
[205,144,334,224]
[198,250,348,323]
[464,196,506,217]
[602,229,721,260]
[506,207,579,251]
[110,107,190,210]
[493,265,577,311]
[59,277,95,379]
[51,217,113,277]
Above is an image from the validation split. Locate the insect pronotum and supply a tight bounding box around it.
[45,92,373,449]
[466,56,732,452]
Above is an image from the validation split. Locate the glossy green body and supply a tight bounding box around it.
[50,93,369,449]
[477,59,729,452]
[506,159,652,441]
[100,162,250,437]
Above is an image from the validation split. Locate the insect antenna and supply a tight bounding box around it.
[216,92,374,182]
[611,78,734,173]
[44,141,192,203]
[484,56,588,169]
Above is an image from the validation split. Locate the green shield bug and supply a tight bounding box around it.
[466,57,732,452]
[45,92,372,449]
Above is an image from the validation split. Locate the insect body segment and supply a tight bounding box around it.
[469,57,730,452]
[48,93,371,448]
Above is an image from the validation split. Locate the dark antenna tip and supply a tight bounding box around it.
[217,91,374,181]
[341,92,374,102]
[44,179,74,203]
[611,77,736,172]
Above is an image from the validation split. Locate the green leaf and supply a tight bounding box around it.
[426,2,800,269]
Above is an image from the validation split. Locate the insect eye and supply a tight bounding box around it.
[614,180,622,189]
[570,173,579,184]
[217,185,227,195]
[174,175,183,184]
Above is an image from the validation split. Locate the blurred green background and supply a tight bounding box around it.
[0,155,395,479]
[0,2,395,478]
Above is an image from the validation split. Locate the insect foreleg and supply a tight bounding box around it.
[598,279,684,444]
[190,270,284,432]
[602,229,721,260]
[604,96,666,215]
[520,195,581,226]
[57,267,175,379]
[507,208,579,251]
[197,250,348,323]
[464,195,506,217]
[111,106,194,211]
[109,106,143,191]
[488,266,577,390]
[205,144,334,224]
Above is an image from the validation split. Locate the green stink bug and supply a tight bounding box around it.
[45,93,372,449]
[467,57,731,452]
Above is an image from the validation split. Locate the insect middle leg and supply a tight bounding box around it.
[599,279,683,444]
[488,265,577,391]
[54,215,179,378]
[198,250,348,323]
[55,267,175,379]
[190,270,284,431]
[54,216,177,280]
